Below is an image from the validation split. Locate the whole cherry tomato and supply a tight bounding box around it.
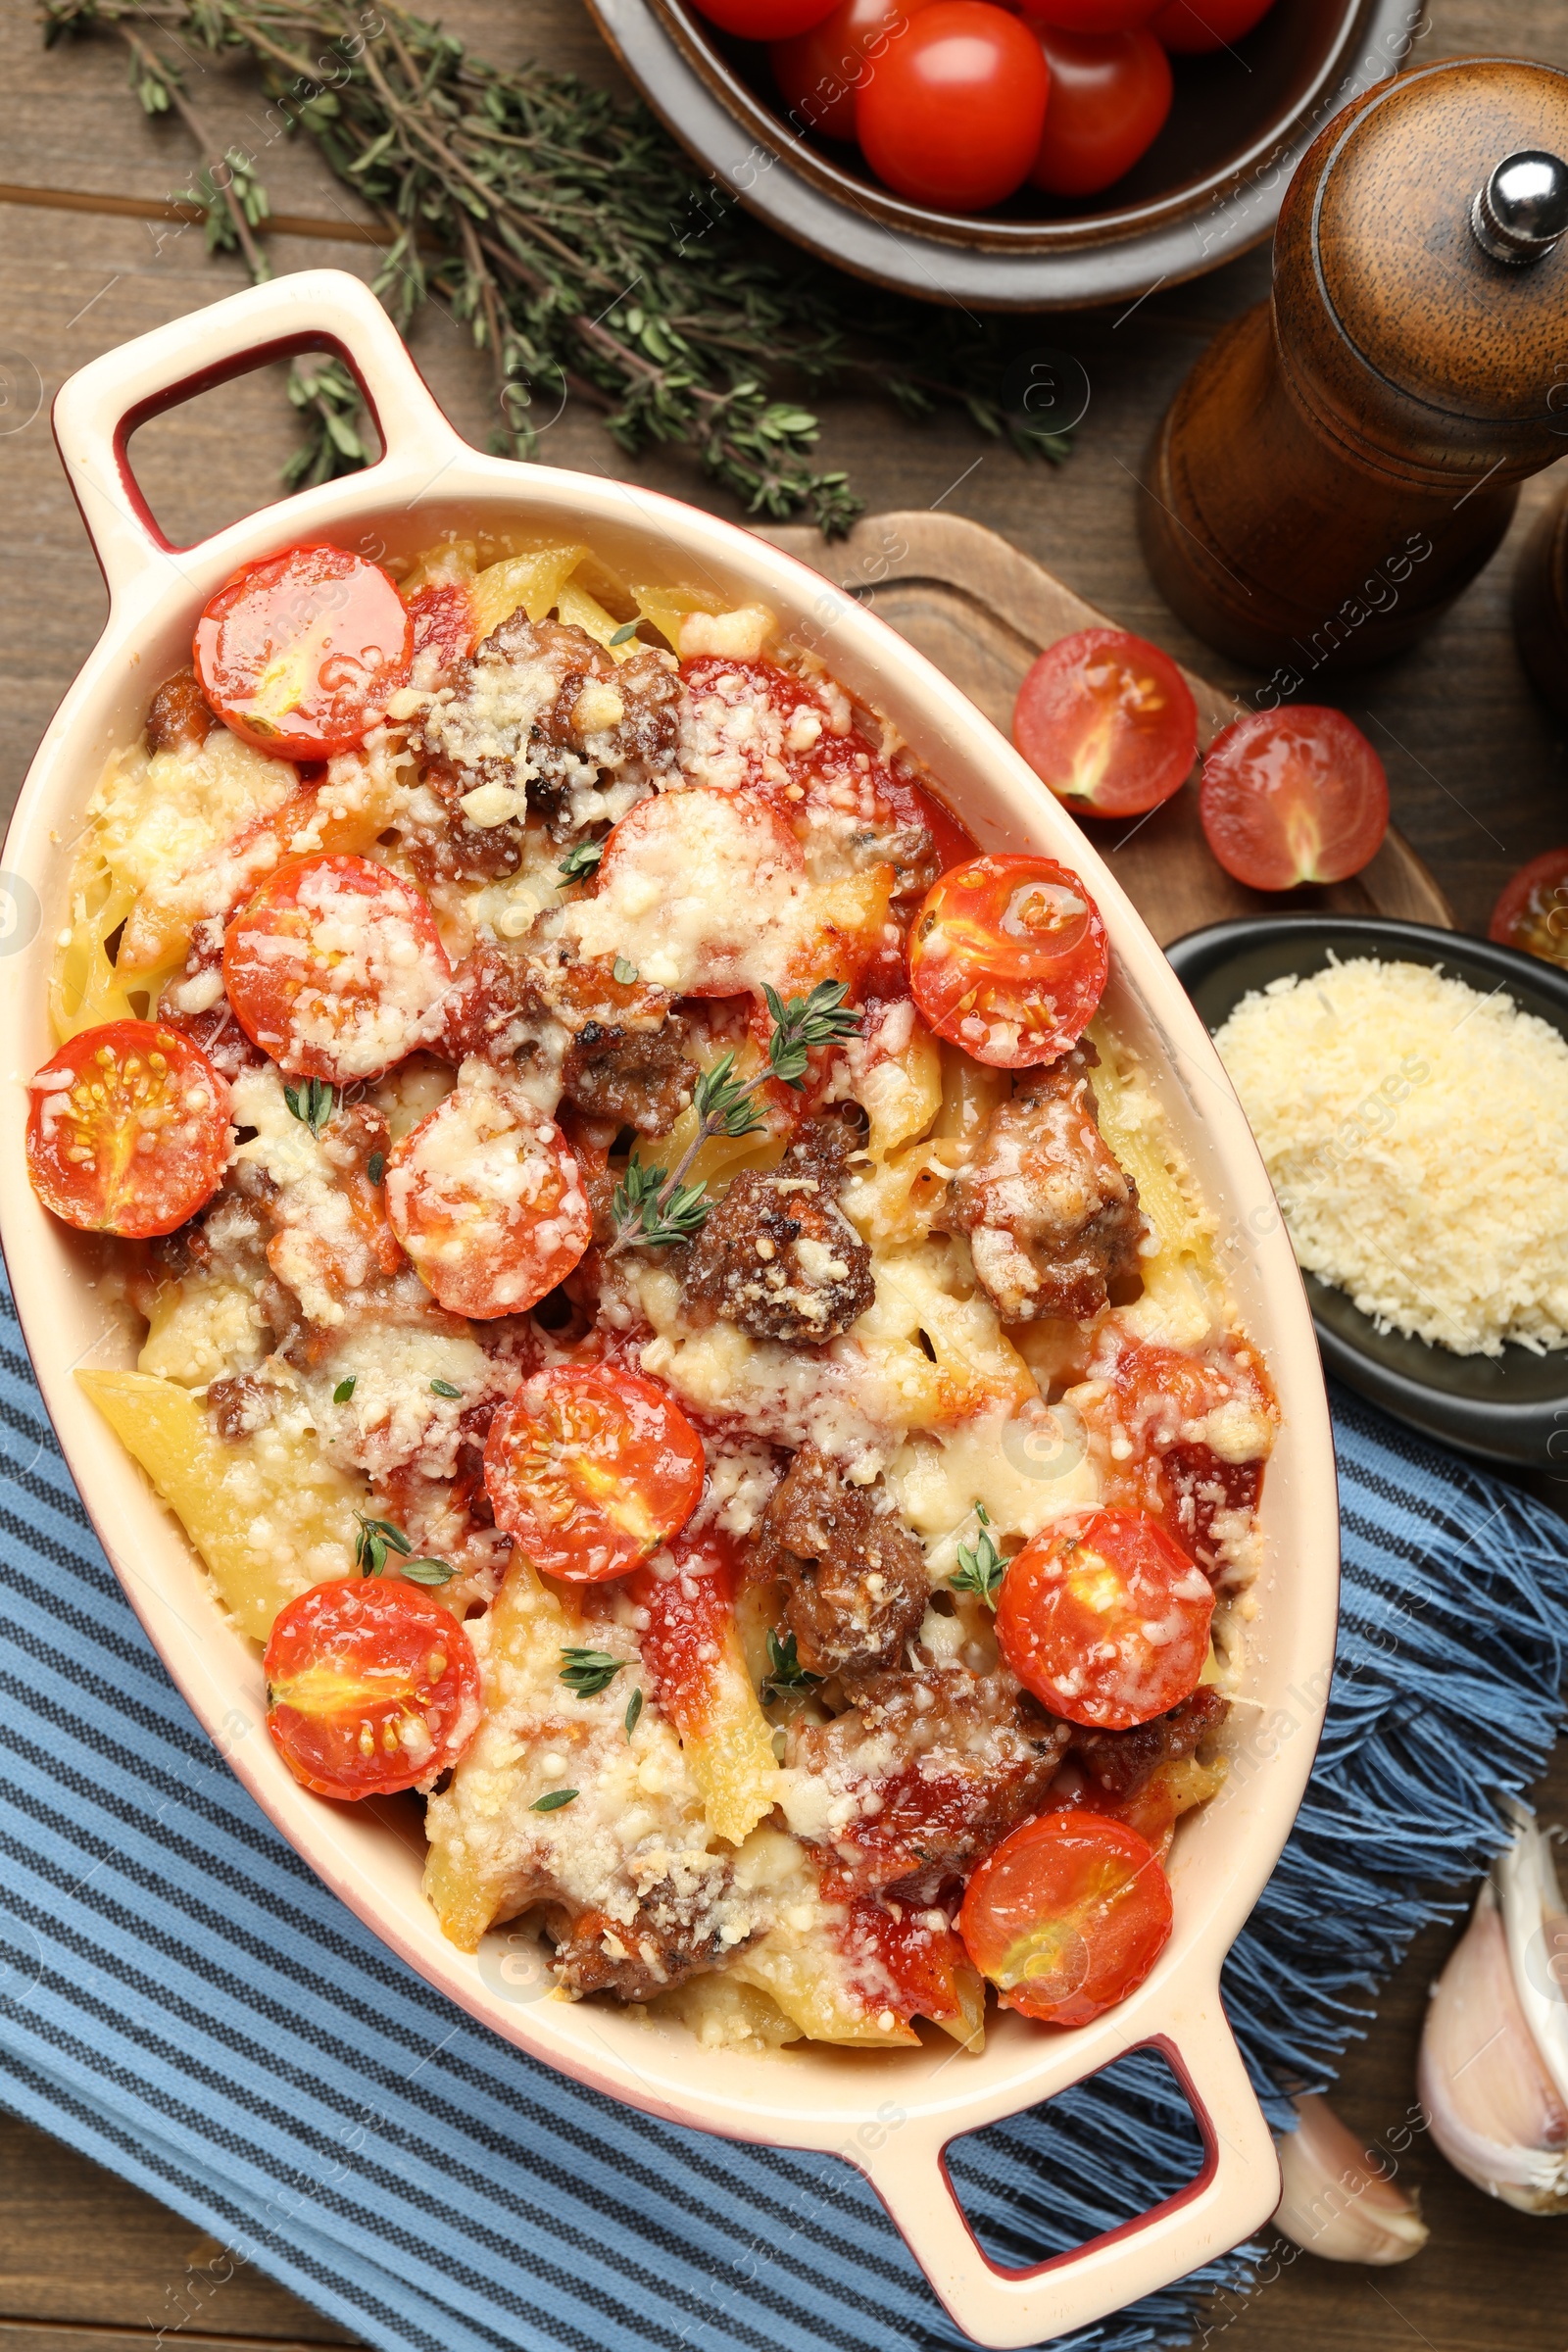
[265,1578,482,1801]
[1147,0,1276,51]
[959,1811,1173,2025]
[1489,848,1568,972]
[907,854,1108,1067]
[384,1078,592,1319]
[222,854,453,1083]
[194,543,412,760]
[1198,707,1388,891]
[483,1366,707,1582]
[26,1020,231,1240]
[1013,628,1198,816]
[1026,24,1172,196]
[771,0,938,138]
[856,2,1052,212]
[996,1506,1213,1729]
[690,0,838,35]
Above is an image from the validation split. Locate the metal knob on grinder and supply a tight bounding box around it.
[1140,58,1568,681]
[1472,149,1568,263]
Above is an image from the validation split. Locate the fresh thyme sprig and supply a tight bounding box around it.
[283,1075,337,1137]
[353,1511,455,1587]
[605,983,858,1257]
[43,0,1078,528]
[951,1503,1005,1609]
[559,1646,624,1698]
[761,1628,821,1701]
[284,354,375,490]
[556,838,604,886]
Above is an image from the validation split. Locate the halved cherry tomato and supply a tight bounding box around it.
[194,544,412,760]
[856,2,1052,212]
[264,1578,481,1801]
[691,0,837,34]
[384,1078,591,1318]
[1079,1336,1276,1575]
[222,854,452,1082]
[1013,628,1198,817]
[959,1811,1172,2025]
[1489,848,1568,972]
[997,1506,1213,1729]
[1199,707,1388,891]
[770,0,937,138]
[483,1365,707,1582]
[26,1020,230,1239]
[1026,24,1173,196]
[907,854,1108,1067]
[1147,0,1275,51]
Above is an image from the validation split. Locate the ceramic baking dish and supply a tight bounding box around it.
[2,269,1339,2348]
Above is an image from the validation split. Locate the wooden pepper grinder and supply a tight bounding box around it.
[1140,58,1568,683]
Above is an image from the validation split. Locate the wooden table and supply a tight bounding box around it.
[3,2,1567,2346]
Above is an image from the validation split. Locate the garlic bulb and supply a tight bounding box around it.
[1273,2093,1429,2262]
[1418,1798,1568,2215]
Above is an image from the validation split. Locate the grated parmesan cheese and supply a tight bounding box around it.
[1214,956,1568,1355]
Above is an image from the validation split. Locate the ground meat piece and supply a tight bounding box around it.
[680,1125,872,1344]
[547,1878,749,2001]
[402,809,525,892]
[145,668,215,755]
[439,943,695,1133]
[562,1015,694,1137]
[207,1374,272,1442]
[753,1444,928,1678]
[412,612,679,832]
[1068,1686,1229,1801]
[949,1045,1146,1324]
[786,1663,1070,1891]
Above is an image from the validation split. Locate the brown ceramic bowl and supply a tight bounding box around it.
[587,0,1424,308]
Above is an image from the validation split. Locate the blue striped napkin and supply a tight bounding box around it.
[0,1257,1563,2352]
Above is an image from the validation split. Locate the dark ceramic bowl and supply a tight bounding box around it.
[1166,913,1568,1468]
[586,0,1423,309]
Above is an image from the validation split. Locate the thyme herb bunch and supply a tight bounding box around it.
[44,0,1076,527]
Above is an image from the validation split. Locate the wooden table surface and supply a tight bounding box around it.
[4,1,1568,2346]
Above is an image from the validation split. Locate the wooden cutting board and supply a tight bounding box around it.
[762,512,1453,945]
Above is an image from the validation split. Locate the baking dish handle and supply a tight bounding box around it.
[856,1985,1279,2351]
[52,268,463,610]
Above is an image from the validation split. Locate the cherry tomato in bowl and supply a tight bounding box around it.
[1026,23,1172,195]
[959,1810,1173,2026]
[483,1365,707,1582]
[26,1020,230,1239]
[1489,848,1568,972]
[194,544,413,760]
[1198,707,1388,891]
[690,0,838,34]
[222,854,453,1083]
[1147,0,1276,51]
[1013,628,1198,816]
[385,1080,592,1318]
[264,1578,482,1801]
[770,0,936,139]
[855,1,1051,212]
[996,1506,1213,1728]
[1019,0,1162,28]
[907,854,1108,1067]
